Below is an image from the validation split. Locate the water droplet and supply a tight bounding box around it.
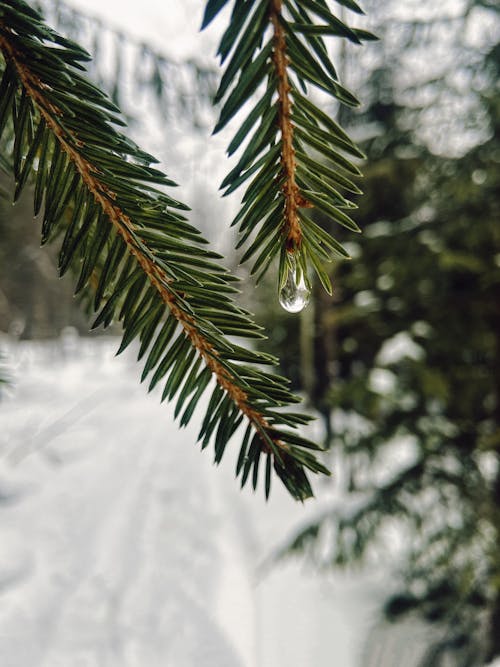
[279,258,310,313]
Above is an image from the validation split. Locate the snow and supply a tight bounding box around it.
[376,332,425,366]
[0,337,383,667]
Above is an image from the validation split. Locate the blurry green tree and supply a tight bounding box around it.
[272,5,500,663]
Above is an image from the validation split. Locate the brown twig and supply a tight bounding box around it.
[270,0,307,252]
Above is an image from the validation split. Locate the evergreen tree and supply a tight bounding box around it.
[0,0,373,500]
[278,14,500,665]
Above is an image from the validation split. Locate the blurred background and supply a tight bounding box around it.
[1,1,499,666]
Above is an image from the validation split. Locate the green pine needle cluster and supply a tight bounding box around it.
[203,0,375,294]
[0,0,339,500]
[0,0,372,501]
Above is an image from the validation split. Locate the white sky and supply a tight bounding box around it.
[64,0,221,61]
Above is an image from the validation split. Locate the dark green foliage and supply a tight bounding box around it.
[204,0,375,293]
[273,26,500,661]
[0,0,333,501]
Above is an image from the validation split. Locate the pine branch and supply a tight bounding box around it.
[0,0,330,501]
[203,0,376,297]
[270,0,303,251]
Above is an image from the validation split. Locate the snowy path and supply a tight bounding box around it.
[0,338,380,667]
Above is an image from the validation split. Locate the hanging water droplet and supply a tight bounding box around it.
[279,258,310,313]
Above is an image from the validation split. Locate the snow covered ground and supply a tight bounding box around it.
[0,337,384,667]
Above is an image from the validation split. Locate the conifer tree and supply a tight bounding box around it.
[276,5,500,660]
[0,0,372,500]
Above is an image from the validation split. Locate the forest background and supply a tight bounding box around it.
[1,0,499,665]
